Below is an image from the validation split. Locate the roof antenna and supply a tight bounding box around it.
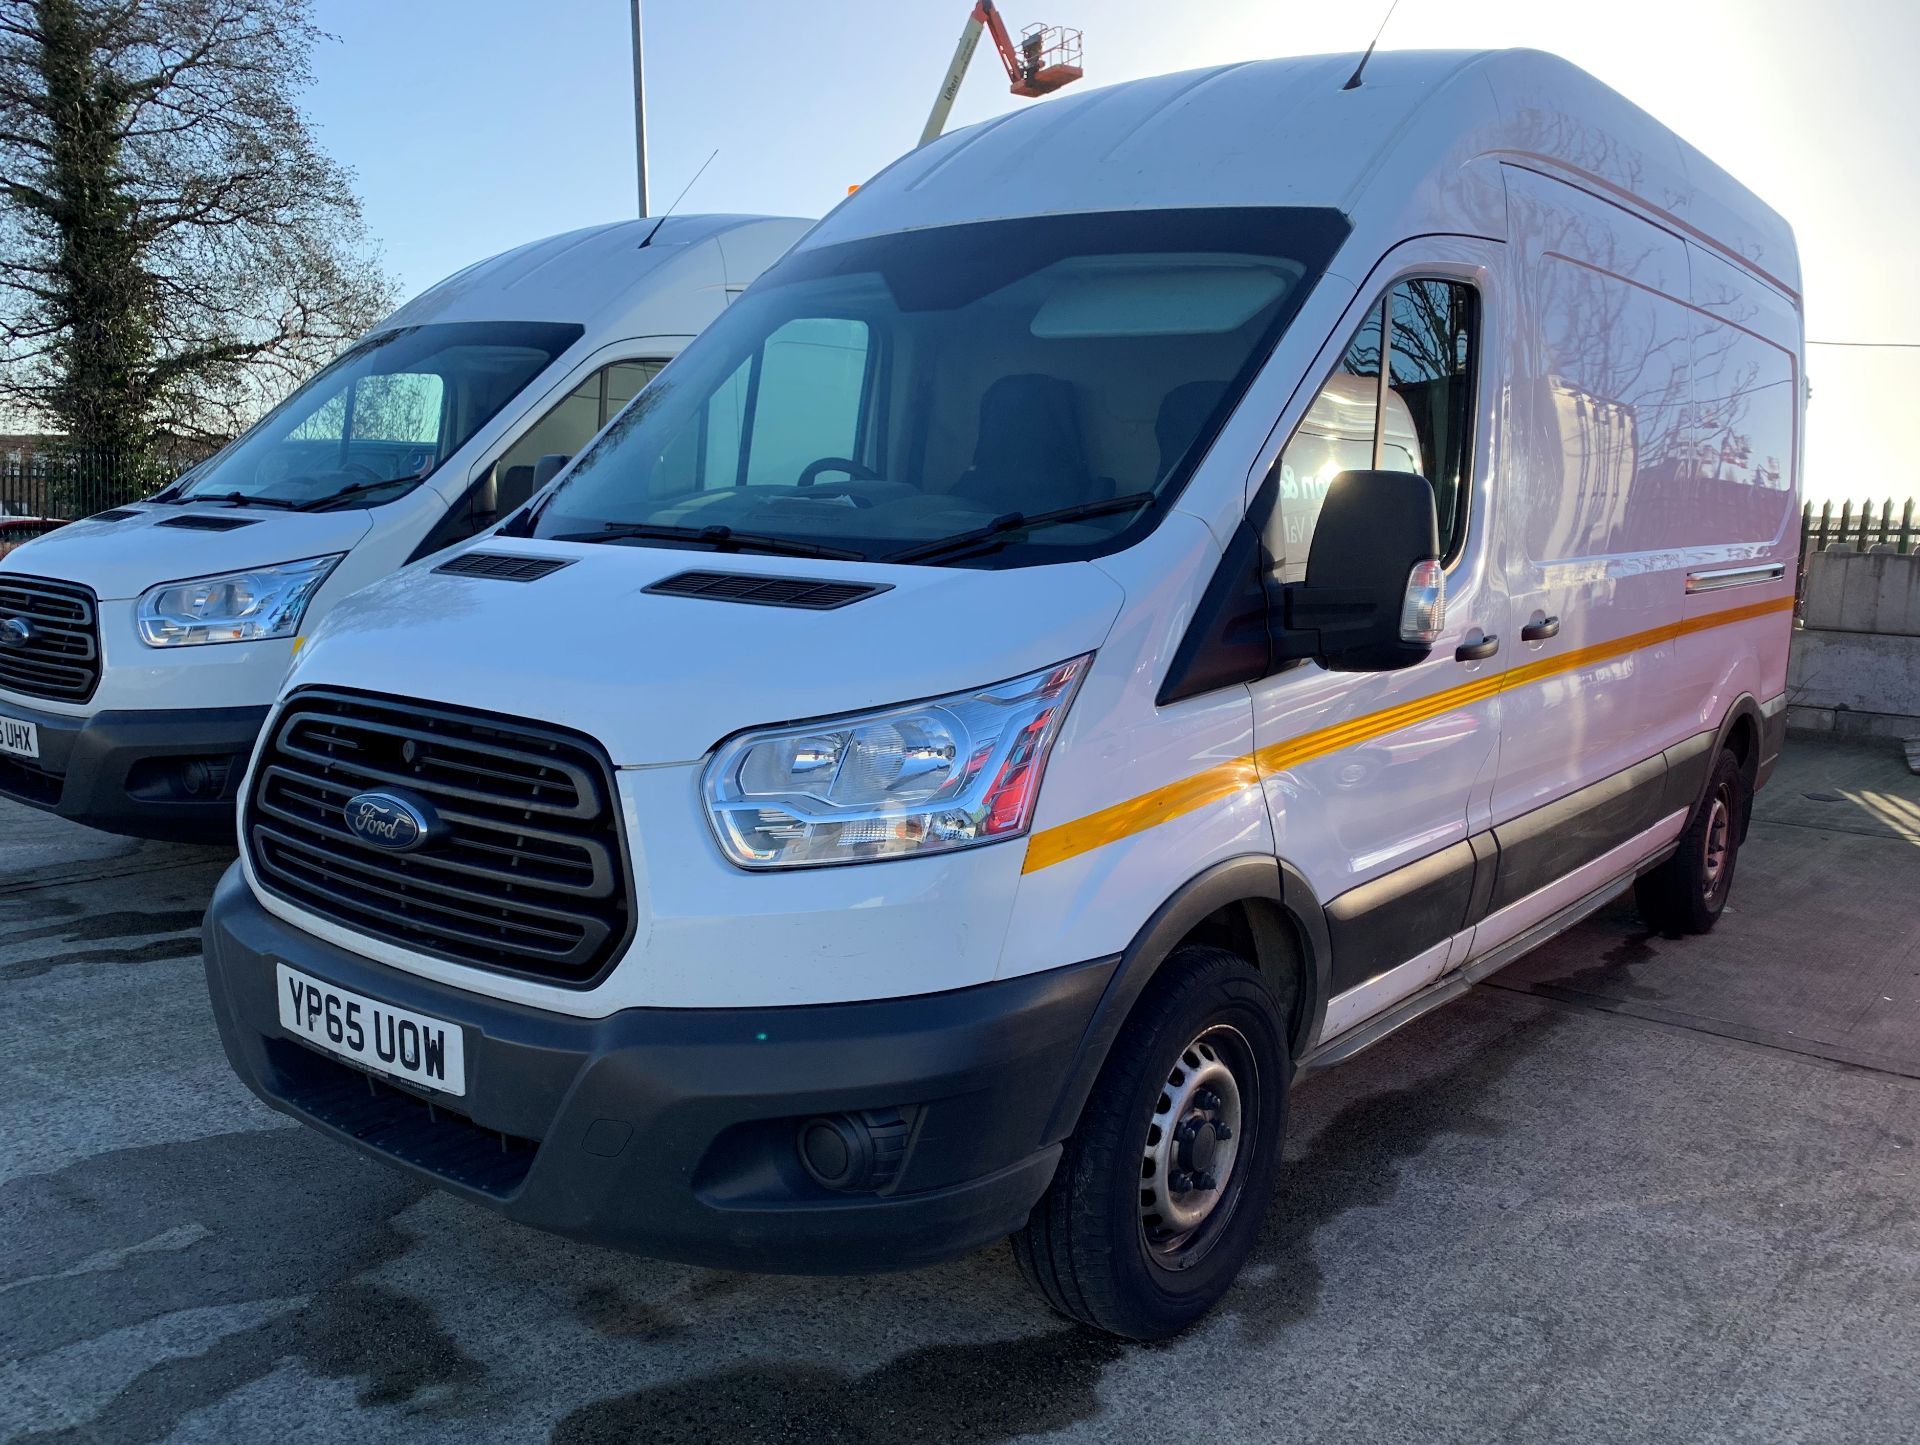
[660,148,719,222]
[1342,0,1401,91]
[640,148,719,245]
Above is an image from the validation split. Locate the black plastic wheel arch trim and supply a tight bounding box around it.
[1040,855,1331,1143]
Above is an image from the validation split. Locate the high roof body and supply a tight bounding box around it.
[378,214,814,332]
[811,49,1797,300]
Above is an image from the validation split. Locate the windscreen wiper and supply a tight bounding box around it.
[883,492,1157,566]
[552,521,864,562]
[191,491,302,511]
[294,470,430,512]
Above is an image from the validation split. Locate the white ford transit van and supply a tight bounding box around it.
[0,215,807,839]
[203,51,1801,1339]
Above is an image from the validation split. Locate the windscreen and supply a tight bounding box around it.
[528,209,1348,566]
[169,321,582,512]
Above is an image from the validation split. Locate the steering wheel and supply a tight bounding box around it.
[796,456,881,489]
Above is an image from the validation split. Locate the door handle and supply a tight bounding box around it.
[1521,615,1561,642]
[1454,634,1499,663]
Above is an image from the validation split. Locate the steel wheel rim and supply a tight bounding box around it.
[1702,783,1733,899]
[1139,1024,1254,1268]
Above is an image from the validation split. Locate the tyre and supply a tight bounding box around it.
[1634,746,1748,935]
[1011,944,1291,1340]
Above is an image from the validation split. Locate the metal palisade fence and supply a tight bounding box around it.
[1796,497,1917,613]
[1802,497,1918,556]
[0,445,212,539]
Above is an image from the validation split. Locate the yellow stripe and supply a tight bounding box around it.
[1021,593,1794,874]
[1020,756,1259,874]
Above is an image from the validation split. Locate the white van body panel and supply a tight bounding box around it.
[0,215,808,833]
[3,506,376,601]
[1,509,373,717]
[287,547,1126,767]
[225,51,1799,1028]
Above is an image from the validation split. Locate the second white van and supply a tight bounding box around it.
[201,51,1801,1339]
[0,214,807,838]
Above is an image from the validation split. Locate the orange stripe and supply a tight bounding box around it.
[1020,756,1260,874]
[1021,593,1793,874]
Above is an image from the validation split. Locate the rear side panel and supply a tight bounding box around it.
[1476,166,1800,961]
[1492,166,1700,830]
[1675,242,1801,736]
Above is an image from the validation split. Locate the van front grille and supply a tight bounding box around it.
[0,574,101,702]
[244,689,633,987]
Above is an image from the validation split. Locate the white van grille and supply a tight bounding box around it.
[0,574,101,702]
[244,689,634,987]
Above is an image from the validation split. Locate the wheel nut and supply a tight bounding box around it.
[1215,1123,1233,1141]
[1170,1170,1194,1192]
[1196,1172,1218,1191]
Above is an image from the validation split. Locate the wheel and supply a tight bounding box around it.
[1011,944,1291,1340]
[1634,746,1748,935]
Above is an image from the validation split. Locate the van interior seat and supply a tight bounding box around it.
[1155,379,1229,482]
[497,465,536,513]
[951,373,1105,515]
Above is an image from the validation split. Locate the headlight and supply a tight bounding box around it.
[136,555,343,647]
[704,656,1091,868]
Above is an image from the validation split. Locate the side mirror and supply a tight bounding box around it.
[532,453,572,489]
[1278,469,1444,673]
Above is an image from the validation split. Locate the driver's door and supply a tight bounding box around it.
[1248,243,1511,1039]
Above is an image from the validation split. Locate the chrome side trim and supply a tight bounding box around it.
[1684,563,1786,593]
[1317,939,1454,1043]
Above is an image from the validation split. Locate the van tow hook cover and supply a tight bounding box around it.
[343,788,443,853]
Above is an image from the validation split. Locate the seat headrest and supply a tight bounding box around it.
[972,374,1085,476]
[1155,380,1229,480]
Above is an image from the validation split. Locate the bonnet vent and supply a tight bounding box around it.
[643,570,890,611]
[434,551,575,582]
[87,508,141,522]
[155,514,261,532]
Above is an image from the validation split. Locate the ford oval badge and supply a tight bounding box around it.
[0,616,31,649]
[343,789,440,853]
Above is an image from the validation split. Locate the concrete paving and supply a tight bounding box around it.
[1,740,1917,1444]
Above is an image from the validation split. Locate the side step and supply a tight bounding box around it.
[1296,847,1674,1073]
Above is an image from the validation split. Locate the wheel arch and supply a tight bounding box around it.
[1715,693,1763,786]
[1040,855,1331,1144]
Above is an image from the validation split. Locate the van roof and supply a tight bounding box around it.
[380,213,814,332]
[811,49,1798,300]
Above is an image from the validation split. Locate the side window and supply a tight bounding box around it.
[1270,278,1478,570]
[1387,280,1476,554]
[489,359,667,514]
[425,358,667,555]
[1272,301,1383,561]
[350,373,445,444]
[646,319,871,496]
[741,318,871,487]
[603,360,664,420]
[288,394,346,442]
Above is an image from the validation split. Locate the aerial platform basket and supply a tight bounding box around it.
[1011,24,1084,97]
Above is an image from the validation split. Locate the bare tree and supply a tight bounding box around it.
[0,0,394,462]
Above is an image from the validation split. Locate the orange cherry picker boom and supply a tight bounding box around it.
[918,2,1084,146]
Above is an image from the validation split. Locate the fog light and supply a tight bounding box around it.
[796,1109,911,1192]
[123,753,237,803]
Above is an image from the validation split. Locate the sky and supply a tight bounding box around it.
[305,0,1920,506]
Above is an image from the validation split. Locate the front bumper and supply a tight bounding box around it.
[0,697,266,841]
[203,866,1116,1274]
